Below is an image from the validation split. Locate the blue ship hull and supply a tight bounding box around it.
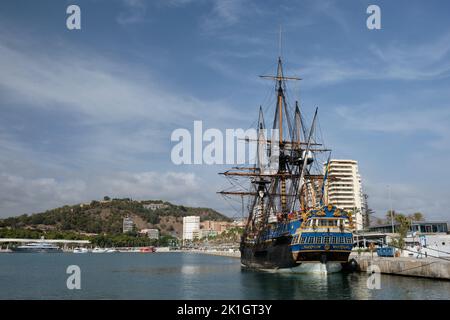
[240,206,355,271]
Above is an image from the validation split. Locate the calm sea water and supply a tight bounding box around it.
[0,252,449,300]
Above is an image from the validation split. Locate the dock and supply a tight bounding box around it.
[159,248,241,258]
[191,249,241,258]
[0,238,90,244]
[354,256,450,280]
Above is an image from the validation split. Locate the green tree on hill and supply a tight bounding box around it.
[0,199,229,236]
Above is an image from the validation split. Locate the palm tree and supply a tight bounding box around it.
[410,212,424,221]
[386,210,397,223]
[390,215,411,250]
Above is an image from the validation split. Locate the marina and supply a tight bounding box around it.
[3,243,450,280]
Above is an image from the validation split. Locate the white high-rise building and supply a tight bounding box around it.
[123,216,134,233]
[324,159,364,231]
[182,216,200,244]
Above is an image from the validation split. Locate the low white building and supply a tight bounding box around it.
[143,203,168,210]
[140,228,159,240]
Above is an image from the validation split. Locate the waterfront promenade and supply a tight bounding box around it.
[189,249,240,258]
[156,248,241,258]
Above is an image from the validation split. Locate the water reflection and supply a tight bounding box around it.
[240,270,372,299]
[239,268,450,300]
[1,253,450,299]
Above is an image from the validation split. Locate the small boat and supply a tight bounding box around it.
[92,247,107,253]
[12,242,62,253]
[105,248,118,253]
[73,247,89,253]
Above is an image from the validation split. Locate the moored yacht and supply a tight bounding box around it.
[92,247,107,253]
[13,242,62,253]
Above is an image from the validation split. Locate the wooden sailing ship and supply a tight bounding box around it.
[218,56,355,273]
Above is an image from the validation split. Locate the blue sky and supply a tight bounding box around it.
[0,0,450,222]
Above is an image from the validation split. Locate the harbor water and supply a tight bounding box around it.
[0,252,449,300]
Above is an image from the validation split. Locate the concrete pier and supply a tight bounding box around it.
[354,256,450,280]
[154,248,241,258]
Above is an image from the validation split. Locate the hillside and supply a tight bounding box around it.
[0,198,231,238]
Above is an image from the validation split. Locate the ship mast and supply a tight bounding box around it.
[260,57,300,215]
[218,52,334,242]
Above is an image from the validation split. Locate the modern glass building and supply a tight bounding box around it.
[368,221,448,234]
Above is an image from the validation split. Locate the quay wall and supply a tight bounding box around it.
[186,249,241,258]
[354,256,450,280]
[154,248,241,258]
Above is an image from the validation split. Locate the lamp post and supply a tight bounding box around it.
[388,185,394,234]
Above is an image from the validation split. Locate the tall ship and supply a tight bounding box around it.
[219,56,355,273]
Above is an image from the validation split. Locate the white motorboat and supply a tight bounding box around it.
[73,247,89,253]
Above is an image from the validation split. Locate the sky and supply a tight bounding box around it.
[0,0,450,222]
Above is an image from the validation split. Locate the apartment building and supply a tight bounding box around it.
[324,159,364,231]
[182,216,200,243]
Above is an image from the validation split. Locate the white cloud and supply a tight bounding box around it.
[0,171,224,217]
[0,173,86,216]
[333,94,450,151]
[365,181,450,222]
[0,29,246,218]
[117,0,148,25]
[0,29,251,126]
[200,0,264,34]
[0,41,193,125]
[158,0,199,8]
[299,58,372,86]
[328,92,450,222]
[297,33,450,87]
[306,0,350,33]
[369,33,450,80]
[0,31,246,158]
